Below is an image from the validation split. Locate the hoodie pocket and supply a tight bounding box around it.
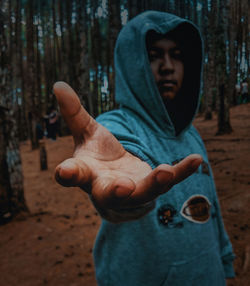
[160,267,177,286]
[161,248,226,286]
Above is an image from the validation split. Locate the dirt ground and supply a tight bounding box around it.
[0,103,249,286]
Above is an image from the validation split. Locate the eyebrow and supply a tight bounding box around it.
[148,45,180,52]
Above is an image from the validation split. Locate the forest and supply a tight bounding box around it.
[0,0,249,239]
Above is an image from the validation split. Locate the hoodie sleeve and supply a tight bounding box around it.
[209,166,235,278]
[213,193,235,278]
[96,109,158,168]
[192,126,235,277]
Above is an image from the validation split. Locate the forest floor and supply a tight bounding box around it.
[0,103,250,286]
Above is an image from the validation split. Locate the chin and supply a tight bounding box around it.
[161,92,176,101]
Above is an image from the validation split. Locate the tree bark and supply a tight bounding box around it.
[228,0,238,106]
[0,5,28,222]
[128,0,137,19]
[75,0,93,115]
[203,0,217,119]
[107,0,121,111]
[26,0,39,149]
[0,107,28,223]
[216,0,232,135]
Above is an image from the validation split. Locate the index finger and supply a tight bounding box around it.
[112,154,202,207]
[172,154,203,184]
[53,81,97,143]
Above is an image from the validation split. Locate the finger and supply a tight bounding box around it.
[120,164,175,206]
[91,176,136,209]
[55,158,93,193]
[53,81,97,143]
[172,154,202,184]
[109,154,202,207]
[92,165,174,209]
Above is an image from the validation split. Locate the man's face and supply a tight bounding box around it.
[148,36,184,102]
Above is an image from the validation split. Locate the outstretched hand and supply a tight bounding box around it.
[53,82,202,222]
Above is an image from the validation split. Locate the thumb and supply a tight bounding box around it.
[55,158,93,193]
[53,81,97,143]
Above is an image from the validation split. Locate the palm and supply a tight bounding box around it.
[54,82,202,220]
[71,123,153,200]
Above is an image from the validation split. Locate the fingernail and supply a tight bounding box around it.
[191,158,202,170]
[114,186,133,199]
[156,171,173,184]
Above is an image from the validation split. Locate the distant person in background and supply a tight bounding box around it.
[43,109,50,138]
[35,121,44,141]
[234,82,241,105]
[44,106,58,140]
[241,79,248,103]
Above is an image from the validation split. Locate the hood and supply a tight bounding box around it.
[114,10,203,136]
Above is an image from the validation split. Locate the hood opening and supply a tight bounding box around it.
[115,11,203,137]
[146,24,202,135]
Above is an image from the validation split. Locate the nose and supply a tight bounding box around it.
[160,54,174,74]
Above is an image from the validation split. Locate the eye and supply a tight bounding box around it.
[171,48,183,60]
[148,50,159,61]
[148,48,163,62]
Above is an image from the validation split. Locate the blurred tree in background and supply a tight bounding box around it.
[1,1,28,222]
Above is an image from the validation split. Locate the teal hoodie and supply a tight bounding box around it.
[94,11,235,286]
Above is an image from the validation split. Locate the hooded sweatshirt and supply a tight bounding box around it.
[94,11,235,286]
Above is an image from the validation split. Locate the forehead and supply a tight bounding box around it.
[149,38,179,51]
[146,30,180,50]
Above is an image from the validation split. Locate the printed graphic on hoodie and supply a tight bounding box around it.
[180,194,211,223]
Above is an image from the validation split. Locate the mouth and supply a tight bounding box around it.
[159,80,177,87]
[158,80,177,93]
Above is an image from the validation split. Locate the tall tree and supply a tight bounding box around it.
[66,0,75,86]
[57,0,67,82]
[75,0,93,115]
[127,0,137,19]
[107,0,121,111]
[203,0,217,119]
[26,0,39,149]
[0,3,28,222]
[0,107,28,222]
[241,0,249,79]
[15,0,28,140]
[215,0,232,134]
[227,0,238,105]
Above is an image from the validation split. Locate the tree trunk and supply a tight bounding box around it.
[216,0,232,135]
[36,23,43,111]
[242,0,249,79]
[217,84,232,134]
[66,0,75,86]
[128,0,137,19]
[108,0,121,111]
[203,0,217,119]
[0,107,28,223]
[26,0,39,149]
[228,0,238,106]
[0,5,28,222]
[15,0,28,140]
[0,107,11,222]
[247,0,250,79]
[58,0,67,82]
[75,0,93,115]
[89,0,101,117]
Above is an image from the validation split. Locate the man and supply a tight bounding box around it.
[53,11,235,285]
[234,82,241,104]
[241,79,249,103]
